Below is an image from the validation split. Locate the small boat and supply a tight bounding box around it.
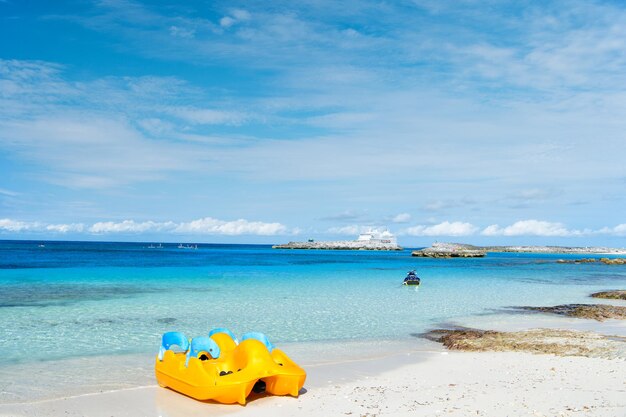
[155,329,306,404]
[177,243,198,249]
[403,270,421,286]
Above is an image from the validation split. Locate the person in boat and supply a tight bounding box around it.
[404,270,420,284]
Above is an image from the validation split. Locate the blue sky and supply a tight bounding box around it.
[1,0,625,246]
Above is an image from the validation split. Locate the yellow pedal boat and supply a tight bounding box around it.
[155,329,306,404]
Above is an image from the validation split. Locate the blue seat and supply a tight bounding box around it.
[158,331,190,361]
[185,336,221,367]
[208,327,239,344]
[241,332,274,352]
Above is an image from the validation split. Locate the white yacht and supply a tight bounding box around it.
[357,229,398,245]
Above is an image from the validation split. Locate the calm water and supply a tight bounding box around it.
[1,240,625,366]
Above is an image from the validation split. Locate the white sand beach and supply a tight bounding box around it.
[1,340,624,417]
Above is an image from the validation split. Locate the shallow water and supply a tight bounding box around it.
[1,240,625,368]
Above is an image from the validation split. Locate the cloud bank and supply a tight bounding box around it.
[481,220,586,237]
[402,221,479,237]
[2,217,625,239]
[0,217,293,236]
[420,220,623,237]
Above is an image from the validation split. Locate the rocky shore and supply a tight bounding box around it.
[591,290,626,300]
[483,245,626,254]
[412,242,626,258]
[411,242,486,258]
[557,257,626,265]
[513,303,626,321]
[422,328,625,359]
[272,240,403,251]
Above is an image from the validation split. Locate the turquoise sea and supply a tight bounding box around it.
[1,240,626,370]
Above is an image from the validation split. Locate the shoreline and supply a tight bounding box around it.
[2,307,625,416]
[412,242,626,258]
[0,337,437,405]
[272,241,403,251]
[2,348,624,417]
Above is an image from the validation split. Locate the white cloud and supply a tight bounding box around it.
[0,188,19,197]
[423,201,449,211]
[0,219,38,232]
[137,118,174,136]
[89,220,175,234]
[231,9,251,21]
[0,217,293,236]
[174,217,289,236]
[0,219,84,233]
[46,223,85,233]
[421,199,476,212]
[482,220,584,237]
[166,106,246,125]
[0,114,201,188]
[169,25,195,39]
[327,225,364,235]
[391,213,411,223]
[219,16,236,28]
[220,9,251,28]
[596,224,626,237]
[402,221,478,236]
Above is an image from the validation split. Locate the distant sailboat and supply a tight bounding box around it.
[177,243,198,249]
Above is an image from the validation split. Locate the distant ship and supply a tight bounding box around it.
[356,229,398,246]
[273,228,402,251]
[177,244,198,249]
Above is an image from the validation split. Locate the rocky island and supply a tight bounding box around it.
[412,242,486,258]
[273,229,403,251]
[412,242,626,258]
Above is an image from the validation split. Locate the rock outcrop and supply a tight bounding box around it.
[272,241,403,251]
[556,258,597,264]
[599,257,626,265]
[591,290,626,300]
[411,243,486,258]
[484,246,626,254]
[422,328,625,359]
[556,258,626,265]
[514,304,626,321]
[412,242,626,258]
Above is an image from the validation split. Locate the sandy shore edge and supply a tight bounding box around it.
[1,342,625,417]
